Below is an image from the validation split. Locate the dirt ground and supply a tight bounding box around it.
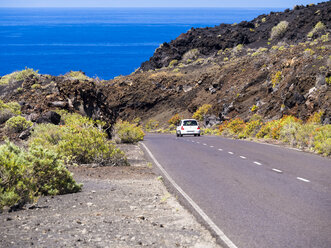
[0,143,221,248]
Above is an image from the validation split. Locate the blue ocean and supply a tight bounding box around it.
[0,8,283,79]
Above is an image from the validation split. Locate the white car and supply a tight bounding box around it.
[176,119,200,137]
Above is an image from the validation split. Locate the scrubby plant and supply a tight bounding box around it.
[313,125,331,156]
[238,118,263,139]
[168,113,181,126]
[0,101,21,124]
[192,104,212,121]
[307,111,324,124]
[0,141,35,210]
[145,119,159,131]
[168,59,178,68]
[0,141,81,210]
[0,68,39,85]
[182,49,199,61]
[219,118,246,137]
[5,116,32,133]
[251,105,258,112]
[271,71,282,88]
[65,71,91,81]
[31,83,41,89]
[261,17,266,23]
[304,48,315,56]
[29,112,127,166]
[325,76,331,85]
[114,120,145,144]
[321,33,329,42]
[307,21,326,38]
[270,21,289,40]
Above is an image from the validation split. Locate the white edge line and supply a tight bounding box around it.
[228,152,234,155]
[210,146,214,148]
[254,161,262,165]
[272,168,283,173]
[297,177,310,183]
[141,142,238,248]
[218,149,223,151]
[240,156,246,159]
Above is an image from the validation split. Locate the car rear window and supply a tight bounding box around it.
[183,120,198,126]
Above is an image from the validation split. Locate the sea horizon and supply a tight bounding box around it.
[0,7,284,79]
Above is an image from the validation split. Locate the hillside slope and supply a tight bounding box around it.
[0,2,330,132]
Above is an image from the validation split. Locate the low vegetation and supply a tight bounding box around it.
[192,104,212,121]
[65,71,91,81]
[270,21,289,40]
[218,112,330,156]
[4,116,32,134]
[0,141,81,211]
[29,112,127,166]
[114,120,145,144]
[0,100,21,124]
[168,113,181,126]
[0,68,39,85]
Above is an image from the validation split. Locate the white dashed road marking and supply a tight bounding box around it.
[297,177,310,183]
[177,137,312,185]
[272,168,283,173]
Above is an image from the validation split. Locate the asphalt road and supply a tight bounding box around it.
[142,133,331,248]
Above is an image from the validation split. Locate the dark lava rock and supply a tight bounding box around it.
[36,111,61,125]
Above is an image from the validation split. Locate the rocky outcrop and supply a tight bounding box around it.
[0,2,330,131]
[141,1,331,70]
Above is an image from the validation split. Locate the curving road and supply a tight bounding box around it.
[142,133,331,248]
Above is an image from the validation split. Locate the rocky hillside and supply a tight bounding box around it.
[0,2,330,133]
[141,2,331,70]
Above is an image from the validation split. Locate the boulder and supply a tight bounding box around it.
[36,111,61,125]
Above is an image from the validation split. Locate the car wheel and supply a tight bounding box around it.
[176,133,179,137]
[198,134,200,136]
[180,134,183,137]
[194,134,197,137]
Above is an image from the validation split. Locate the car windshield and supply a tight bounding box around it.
[183,120,198,126]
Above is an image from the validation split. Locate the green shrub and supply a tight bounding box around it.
[192,104,212,121]
[29,113,127,166]
[307,21,326,38]
[31,83,41,89]
[0,68,39,85]
[219,118,246,137]
[0,141,35,210]
[168,59,178,68]
[251,105,258,112]
[65,71,91,81]
[270,21,289,40]
[0,141,81,210]
[145,119,159,131]
[168,113,181,126]
[271,71,282,88]
[5,116,32,133]
[182,49,199,61]
[239,119,263,138]
[313,125,331,156]
[326,76,331,85]
[0,100,21,124]
[27,144,82,195]
[115,121,145,144]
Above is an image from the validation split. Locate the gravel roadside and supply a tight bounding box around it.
[0,143,221,248]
